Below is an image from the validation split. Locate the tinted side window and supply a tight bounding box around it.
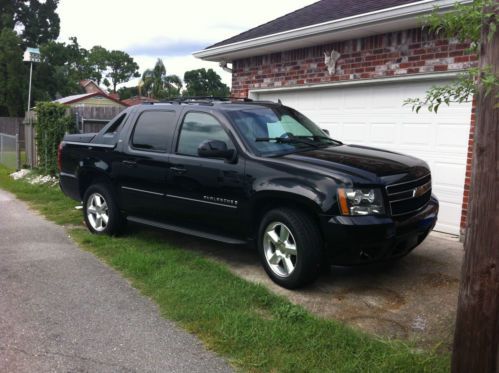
[104,113,126,136]
[177,112,234,157]
[131,111,176,152]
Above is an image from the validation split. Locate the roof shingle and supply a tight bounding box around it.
[207,0,422,49]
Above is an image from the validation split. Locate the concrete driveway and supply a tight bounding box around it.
[0,189,232,373]
[142,228,463,350]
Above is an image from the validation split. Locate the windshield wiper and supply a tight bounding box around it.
[255,136,321,148]
[294,135,343,146]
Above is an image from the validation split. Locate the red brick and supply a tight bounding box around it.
[412,48,426,55]
[454,55,470,63]
[436,39,449,46]
[434,65,448,72]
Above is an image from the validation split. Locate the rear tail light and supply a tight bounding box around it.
[57,142,63,172]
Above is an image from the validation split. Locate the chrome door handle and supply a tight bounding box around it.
[170,166,186,174]
[122,160,137,167]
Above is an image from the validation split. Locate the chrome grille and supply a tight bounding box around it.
[386,174,432,216]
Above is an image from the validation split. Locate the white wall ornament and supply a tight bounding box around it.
[324,50,341,75]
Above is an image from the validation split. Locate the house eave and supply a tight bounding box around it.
[193,0,471,62]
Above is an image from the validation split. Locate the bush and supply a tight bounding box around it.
[35,102,74,175]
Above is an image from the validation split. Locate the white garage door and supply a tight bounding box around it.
[252,79,472,235]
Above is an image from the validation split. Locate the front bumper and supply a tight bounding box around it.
[320,195,439,265]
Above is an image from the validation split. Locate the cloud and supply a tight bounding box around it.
[127,39,209,57]
[57,0,317,89]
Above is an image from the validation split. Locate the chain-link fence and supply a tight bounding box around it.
[0,132,19,169]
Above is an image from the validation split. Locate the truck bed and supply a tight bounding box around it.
[64,133,97,143]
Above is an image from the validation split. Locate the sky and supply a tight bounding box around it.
[56,0,317,90]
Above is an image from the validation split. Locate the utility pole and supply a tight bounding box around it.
[23,47,40,169]
[23,47,40,112]
[451,4,499,373]
[27,60,33,111]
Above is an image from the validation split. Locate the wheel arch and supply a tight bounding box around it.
[77,167,114,200]
[250,191,324,239]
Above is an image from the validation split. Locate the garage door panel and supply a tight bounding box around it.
[435,201,463,235]
[433,185,464,204]
[400,123,434,146]
[342,123,369,142]
[254,79,471,234]
[370,123,397,145]
[436,124,470,150]
[432,162,466,187]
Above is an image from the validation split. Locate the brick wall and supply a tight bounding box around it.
[231,27,478,236]
[231,28,477,97]
[460,98,476,236]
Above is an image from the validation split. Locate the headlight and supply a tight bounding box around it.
[338,188,385,216]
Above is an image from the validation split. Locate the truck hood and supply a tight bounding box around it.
[280,144,430,182]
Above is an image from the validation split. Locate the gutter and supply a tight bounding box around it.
[248,71,462,97]
[194,0,472,62]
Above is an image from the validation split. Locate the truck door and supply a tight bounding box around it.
[114,109,178,220]
[166,110,246,236]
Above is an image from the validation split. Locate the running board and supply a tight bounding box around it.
[126,216,247,245]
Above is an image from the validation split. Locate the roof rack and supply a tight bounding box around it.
[141,96,277,107]
[156,96,254,105]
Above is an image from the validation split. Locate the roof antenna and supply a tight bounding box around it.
[277,98,282,105]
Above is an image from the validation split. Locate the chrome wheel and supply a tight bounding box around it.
[86,193,109,232]
[263,222,297,277]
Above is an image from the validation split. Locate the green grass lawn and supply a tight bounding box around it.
[0,164,451,372]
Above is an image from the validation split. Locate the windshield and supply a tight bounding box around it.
[227,106,340,156]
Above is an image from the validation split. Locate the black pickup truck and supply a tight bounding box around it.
[59,98,438,288]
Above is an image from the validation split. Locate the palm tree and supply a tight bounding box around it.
[141,59,182,99]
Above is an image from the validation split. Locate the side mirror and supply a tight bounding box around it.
[322,129,330,136]
[198,140,236,162]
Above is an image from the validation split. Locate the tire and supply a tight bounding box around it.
[83,183,123,235]
[258,208,323,289]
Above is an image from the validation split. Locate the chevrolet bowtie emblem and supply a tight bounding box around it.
[413,182,431,197]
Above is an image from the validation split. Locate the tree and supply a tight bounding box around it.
[105,50,140,92]
[405,1,498,371]
[37,37,90,99]
[0,0,63,115]
[1,0,61,47]
[86,46,109,85]
[117,85,139,100]
[141,58,182,99]
[451,5,498,371]
[0,28,25,116]
[0,1,17,30]
[405,0,498,113]
[183,68,230,97]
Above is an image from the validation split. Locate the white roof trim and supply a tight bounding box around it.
[194,0,471,62]
[248,71,461,97]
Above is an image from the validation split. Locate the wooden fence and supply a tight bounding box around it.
[71,106,125,133]
[21,105,126,168]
